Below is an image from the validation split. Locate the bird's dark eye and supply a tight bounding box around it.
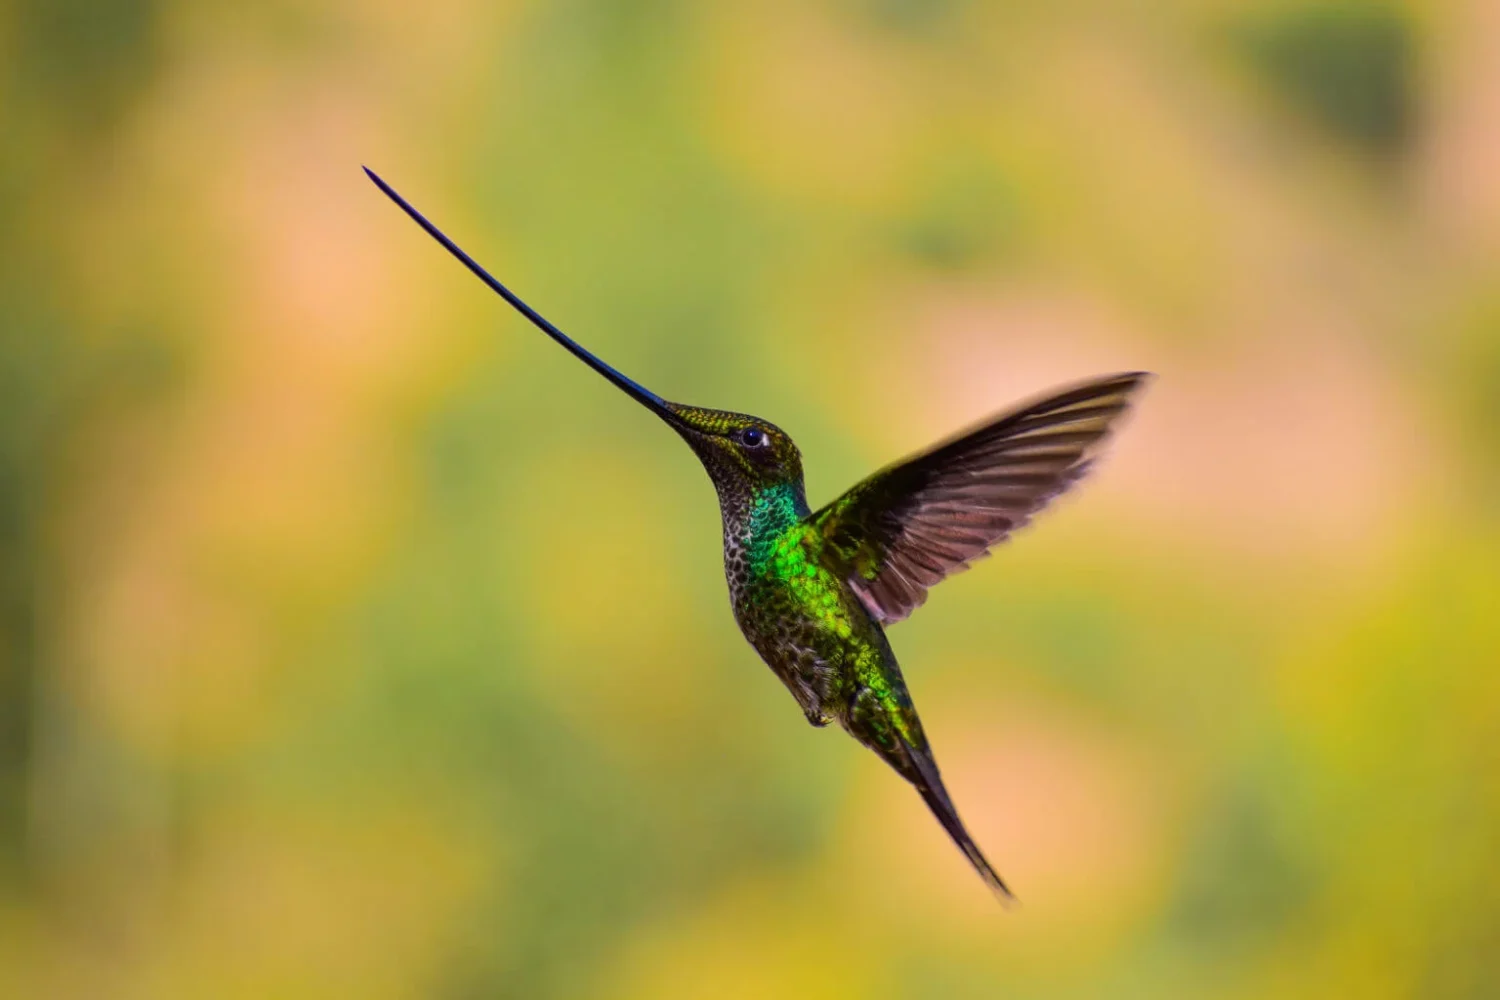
[739,427,765,447]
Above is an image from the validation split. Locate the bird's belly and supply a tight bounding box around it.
[733,579,866,726]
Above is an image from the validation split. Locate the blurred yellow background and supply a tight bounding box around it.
[3,0,1499,997]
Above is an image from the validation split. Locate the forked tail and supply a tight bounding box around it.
[903,740,1015,903]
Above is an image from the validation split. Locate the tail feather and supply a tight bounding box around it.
[904,741,1015,903]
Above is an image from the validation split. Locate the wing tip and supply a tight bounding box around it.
[1107,370,1155,406]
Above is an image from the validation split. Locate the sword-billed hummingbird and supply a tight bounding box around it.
[366,167,1148,901]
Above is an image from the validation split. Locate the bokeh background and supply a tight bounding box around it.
[3,0,1499,997]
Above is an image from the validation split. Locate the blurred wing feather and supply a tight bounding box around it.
[810,372,1149,624]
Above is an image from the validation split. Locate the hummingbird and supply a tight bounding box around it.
[366,167,1148,901]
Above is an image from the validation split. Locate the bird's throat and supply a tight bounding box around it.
[736,481,810,568]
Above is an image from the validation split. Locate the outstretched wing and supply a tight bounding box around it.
[809,372,1149,625]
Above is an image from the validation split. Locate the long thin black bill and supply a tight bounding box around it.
[364,166,676,419]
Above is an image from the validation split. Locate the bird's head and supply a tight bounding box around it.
[663,404,805,496]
